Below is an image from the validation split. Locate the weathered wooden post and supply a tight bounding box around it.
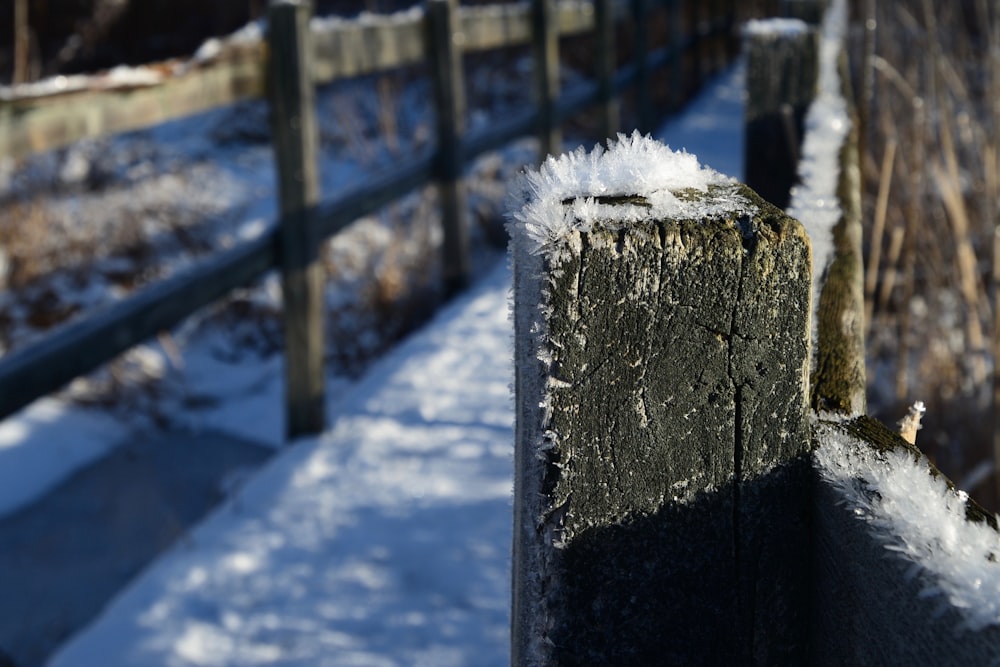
[427,0,471,296]
[509,133,814,664]
[268,0,326,439]
[743,18,819,210]
[531,0,561,160]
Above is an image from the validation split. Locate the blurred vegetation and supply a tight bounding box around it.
[850,0,999,510]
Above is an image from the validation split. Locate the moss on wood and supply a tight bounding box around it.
[811,117,866,415]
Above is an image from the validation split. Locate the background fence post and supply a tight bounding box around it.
[631,0,652,133]
[595,0,619,142]
[669,0,684,110]
[743,18,819,209]
[531,0,561,160]
[687,0,703,92]
[782,0,829,24]
[427,0,470,296]
[509,143,814,664]
[268,0,326,439]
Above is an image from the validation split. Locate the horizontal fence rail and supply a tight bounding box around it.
[0,1,601,160]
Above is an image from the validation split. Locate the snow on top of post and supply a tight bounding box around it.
[742,17,811,38]
[508,132,751,257]
[815,427,1000,632]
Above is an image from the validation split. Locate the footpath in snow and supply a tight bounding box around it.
[31,62,744,666]
[49,258,517,667]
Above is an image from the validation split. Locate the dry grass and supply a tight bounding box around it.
[858,0,999,509]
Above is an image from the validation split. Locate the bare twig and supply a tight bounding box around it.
[899,400,926,445]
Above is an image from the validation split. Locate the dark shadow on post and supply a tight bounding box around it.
[811,418,1000,665]
[552,457,813,665]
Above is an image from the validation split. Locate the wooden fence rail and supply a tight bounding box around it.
[508,0,1000,662]
[0,0,756,435]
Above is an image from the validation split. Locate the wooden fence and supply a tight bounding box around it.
[509,0,1000,663]
[0,0,770,437]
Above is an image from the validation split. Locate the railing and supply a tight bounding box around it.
[0,0,758,437]
[508,0,1000,662]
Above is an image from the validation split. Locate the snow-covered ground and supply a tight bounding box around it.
[1,59,746,665]
[48,258,517,667]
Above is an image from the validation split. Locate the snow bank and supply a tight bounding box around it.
[506,131,753,258]
[815,423,1000,632]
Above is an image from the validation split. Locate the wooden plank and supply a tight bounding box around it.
[311,14,426,83]
[427,0,470,297]
[510,164,813,662]
[0,43,265,160]
[268,0,326,439]
[460,4,533,52]
[532,0,561,160]
[554,0,598,37]
[462,0,596,53]
[312,0,599,79]
[0,1,601,162]
[0,233,276,422]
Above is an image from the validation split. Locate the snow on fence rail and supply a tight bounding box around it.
[0,0,752,436]
[509,0,1000,663]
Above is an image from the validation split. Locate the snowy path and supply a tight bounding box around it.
[27,62,745,666]
[49,258,516,667]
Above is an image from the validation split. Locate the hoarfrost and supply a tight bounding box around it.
[815,428,1000,631]
[507,131,751,257]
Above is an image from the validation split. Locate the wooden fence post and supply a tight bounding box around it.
[509,136,814,664]
[531,0,561,160]
[631,0,652,133]
[782,0,829,24]
[709,0,727,73]
[13,0,29,84]
[595,0,619,142]
[668,0,684,109]
[743,18,819,209]
[687,0,704,91]
[268,0,326,439]
[426,0,470,296]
